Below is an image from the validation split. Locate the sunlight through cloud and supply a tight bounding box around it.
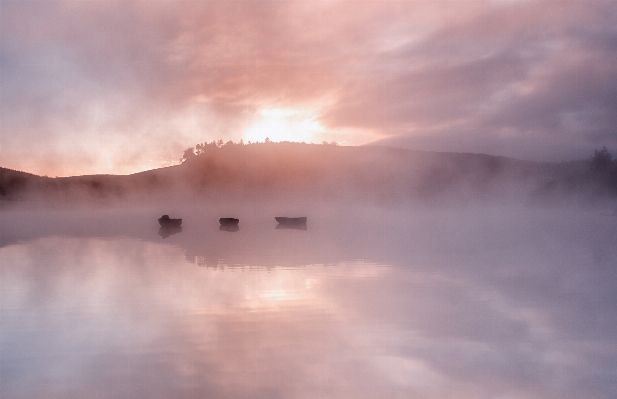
[243,108,325,143]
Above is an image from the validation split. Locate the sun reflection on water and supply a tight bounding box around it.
[1,206,616,399]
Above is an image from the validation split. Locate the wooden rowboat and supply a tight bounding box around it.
[219,218,239,226]
[159,215,182,228]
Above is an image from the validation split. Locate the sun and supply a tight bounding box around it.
[242,108,324,143]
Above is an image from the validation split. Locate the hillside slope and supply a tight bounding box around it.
[0,143,607,208]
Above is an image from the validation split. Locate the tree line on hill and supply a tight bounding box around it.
[0,143,616,208]
[534,146,617,201]
[181,139,339,163]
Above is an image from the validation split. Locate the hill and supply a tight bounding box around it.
[0,143,613,208]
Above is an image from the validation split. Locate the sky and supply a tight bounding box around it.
[1,0,617,177]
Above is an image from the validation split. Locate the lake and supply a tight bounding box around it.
[1,205,616,398]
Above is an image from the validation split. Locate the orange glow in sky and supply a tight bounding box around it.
[2,1,616,176]
[242,108,325,144]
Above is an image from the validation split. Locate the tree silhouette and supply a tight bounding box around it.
[182,147,196,162]
[591,146,614,172]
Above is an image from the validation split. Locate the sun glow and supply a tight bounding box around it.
[242,108,325,143]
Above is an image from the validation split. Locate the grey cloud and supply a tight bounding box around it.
[341,1,617,160]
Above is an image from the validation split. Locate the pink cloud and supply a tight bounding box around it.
[2,1,617,174]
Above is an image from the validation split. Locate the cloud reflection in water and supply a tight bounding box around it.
[1,208,616,398]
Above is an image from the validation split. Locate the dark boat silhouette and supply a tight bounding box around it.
[275,217,307,225]
[275,217,307,230]
[159,215,182,228]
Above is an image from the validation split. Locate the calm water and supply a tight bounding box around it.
[1,206,616,398]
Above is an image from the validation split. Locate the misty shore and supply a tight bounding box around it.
[2,143,616,210]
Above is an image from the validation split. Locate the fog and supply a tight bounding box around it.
[1,203,616,398]
[2,144,617,398]
[3,203,616,265]
[2,143,615,211]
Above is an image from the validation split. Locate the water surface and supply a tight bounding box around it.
[1,206,616,398]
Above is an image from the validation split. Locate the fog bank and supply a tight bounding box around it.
[2,143,616,211]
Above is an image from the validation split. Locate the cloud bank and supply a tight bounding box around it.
[2,0,617,175]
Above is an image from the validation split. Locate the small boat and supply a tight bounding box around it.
[275,217,307,225]
[219,218,239,226]
[159,215,182,228]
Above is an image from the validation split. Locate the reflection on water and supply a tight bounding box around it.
[219,224,239,232]
[275,217,308,230]
[158,225,182,238]
[276,223,307,230]
[1,207,617,398]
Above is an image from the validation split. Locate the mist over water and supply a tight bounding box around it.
[3,0,617,394]
[1,203,616,398]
